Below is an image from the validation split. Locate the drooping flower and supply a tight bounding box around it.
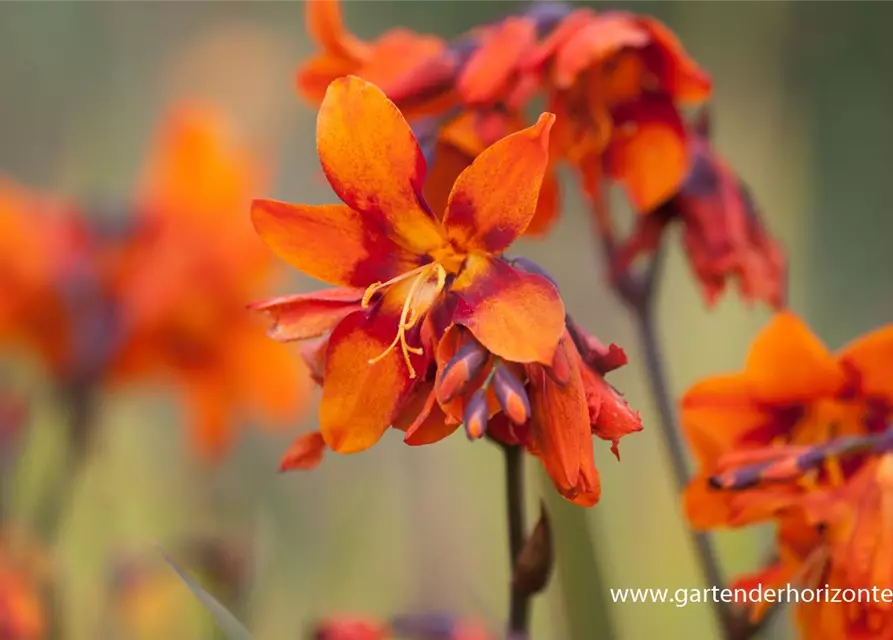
[252,76,642,505]
[616,126,786,309]
[682,312,893,528]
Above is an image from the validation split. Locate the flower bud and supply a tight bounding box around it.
[438,338,489,403]
[493,365,531,425]
[512,503,553,597]
[464,389,489,440]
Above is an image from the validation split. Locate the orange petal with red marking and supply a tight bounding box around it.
[280,432,327,471]
[251,200,424,287]
[316,77,444,253]
[838,324,893,403]
[248,287,364,341]
[605,96,688,213]
[318,306,423,453]
[444,113,555,253]
[744,311,845,402]
[452,255,564,365]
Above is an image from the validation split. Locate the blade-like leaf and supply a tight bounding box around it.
[158,545,252,639]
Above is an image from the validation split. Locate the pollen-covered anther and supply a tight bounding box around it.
[464,389,489,440]
[438,338,489,403]
[493,365,531,425]
[364,262,447,378]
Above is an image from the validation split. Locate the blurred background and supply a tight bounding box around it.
[1,1,893,639]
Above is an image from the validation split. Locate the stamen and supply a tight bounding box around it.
[365,262,448,378]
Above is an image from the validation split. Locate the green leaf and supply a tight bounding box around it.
[541,474,617,640]
[158,545,252,640]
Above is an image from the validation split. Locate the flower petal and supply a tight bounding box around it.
[605,96,689,213]
[452,255,565,365]
[443,113,555,253]
[318,306,423,453]
[251,200,424,287]
[744,312,845,402]
[639,17,712,103]
[582,364,643,459]
[248,287,364,342]
[305,0,369,61]
[680,373,766,468]
[394,382,460,446]
[528,352,596,504]
[280,431,327,471]
[316,76,444,253]
[838,325,893,403]
[296,54,359,104]
[457,17,538,106]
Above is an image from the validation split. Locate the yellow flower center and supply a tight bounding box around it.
[361,261,448,379]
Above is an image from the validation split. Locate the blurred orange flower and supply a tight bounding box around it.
[0,528,49,640]
[682,311,893,528]
[253,76,642,505]
[0,105,307,461]
[107,105,307,460]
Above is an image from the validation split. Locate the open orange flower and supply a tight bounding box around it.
[254,75,561,450]
[252,76,642,505]
[682,311,893,528]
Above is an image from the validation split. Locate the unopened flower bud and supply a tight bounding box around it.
[438,338,489,403]
[493,365,531,425]
[464,389,489,440]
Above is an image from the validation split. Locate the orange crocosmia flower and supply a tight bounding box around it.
[108,105,307,461]
[296,0,448,117]
[727,454,893,639]
[252,75,564,455]
[682,312,893,529]
[0,179,92,377]
[617,132,787,309]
